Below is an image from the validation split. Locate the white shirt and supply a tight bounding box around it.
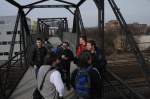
[38,66,64,97]
[50,70,64,97]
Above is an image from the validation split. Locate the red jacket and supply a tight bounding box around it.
[76,45,86,57]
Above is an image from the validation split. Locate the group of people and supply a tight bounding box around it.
[31,36,107,99]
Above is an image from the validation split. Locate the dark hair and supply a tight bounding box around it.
[80,35,87,42]
[63,41,69,47]
[36,38,42,41]
[57,43,62,48]
[44,38,48,41]
[87,40,96,48]
[78,50,91,68]
[44,52,59,65]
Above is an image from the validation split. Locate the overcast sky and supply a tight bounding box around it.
[0,0,150,27]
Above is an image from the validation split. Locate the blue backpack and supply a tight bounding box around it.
[75,66,92,98]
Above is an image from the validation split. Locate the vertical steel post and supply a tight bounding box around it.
[94,0,105,53]
[93,0,105,98]
[75,8,81,48]
[21,9,32,66]
[20,9,27,66]
[8,10,21,62]
[20,9,23,67]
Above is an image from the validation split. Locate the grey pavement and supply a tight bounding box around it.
[10,37,78,99]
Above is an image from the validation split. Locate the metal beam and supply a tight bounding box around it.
[24,5,75,8]
[9,10,21,61]
[77,0,86,7]
[6,0,22,8]
[74,8,81,48]
[39,17,67,20]
[55,0,76,7]
[93,0,105,53]
[78,9,86,35]
[65,7,74,15]
[93,0,99,8]
[24,0,48,7]
[25,8,34,16]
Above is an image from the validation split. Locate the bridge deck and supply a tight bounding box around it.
[10,66,77,99]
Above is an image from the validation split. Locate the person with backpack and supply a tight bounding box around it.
[37,52,64,99]
[31,38,47,77]
[71,50,102,99]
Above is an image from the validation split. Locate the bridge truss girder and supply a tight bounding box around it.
[1,0,148,99]
[37,17,69,40]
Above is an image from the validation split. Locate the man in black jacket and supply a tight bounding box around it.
[59,41,74,90]
[32,38,47,77]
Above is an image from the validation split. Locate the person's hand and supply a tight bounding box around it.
[62,55,68,60]
[61,55,65,59]
[34,65,37,69]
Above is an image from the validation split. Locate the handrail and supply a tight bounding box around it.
[0,52,23,68]
[106,68,145,99]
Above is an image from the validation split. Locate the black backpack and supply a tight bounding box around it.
[33,88,43,99]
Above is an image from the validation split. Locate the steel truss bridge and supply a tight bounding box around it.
[0,0,150,99]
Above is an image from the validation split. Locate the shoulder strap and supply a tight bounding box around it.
[39,67,55,90]
[92,67,102,80]
[86,66,92,71]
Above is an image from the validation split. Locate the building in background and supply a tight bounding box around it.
[105,20,149,51]
[128,23,147,35]
[105,20,148,35]
[134,35,150,51]
[105,20,120,33]
[0,16,31,61]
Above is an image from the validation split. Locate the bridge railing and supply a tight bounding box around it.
[103,68,145,99]
[0,51,28,99]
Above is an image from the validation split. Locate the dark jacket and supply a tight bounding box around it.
[71,67,102,99]
[32,46,47,67]
[91,47,107,73]
[60,49,74,70]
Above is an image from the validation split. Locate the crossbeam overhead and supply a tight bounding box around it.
[24,0,49,7]
[55,0,76,7]
[38,17,67,20]
[6,0,22,8]
[23,5,76,8]
[77,0,86,7]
